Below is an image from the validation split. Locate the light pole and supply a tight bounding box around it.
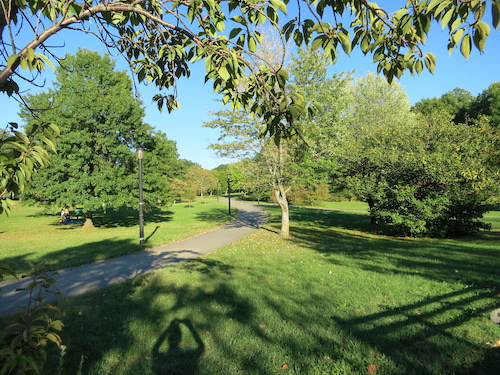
[138,147,145,245]
[227,173,231,216]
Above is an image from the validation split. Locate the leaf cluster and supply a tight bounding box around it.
[0,122,59,215]
[1,1,498,141]
[340,77,495,237]
[0,263,64,375]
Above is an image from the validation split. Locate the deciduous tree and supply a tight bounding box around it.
[21,49,181,227]
[186,164,218,199]
[340,74,494,237]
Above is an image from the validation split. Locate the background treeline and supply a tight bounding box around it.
[204,48,499,238]
[16,49,499,238]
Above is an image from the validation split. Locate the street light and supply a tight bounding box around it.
[138,147,145,245]
[227,173,231,216]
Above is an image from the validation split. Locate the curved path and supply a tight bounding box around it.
[0,199,267,316]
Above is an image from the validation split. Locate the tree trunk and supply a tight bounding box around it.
[82,210,95,229]
[274,185,290,239]
[367,197,378,225]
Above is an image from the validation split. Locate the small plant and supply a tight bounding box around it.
[0,263,64,375]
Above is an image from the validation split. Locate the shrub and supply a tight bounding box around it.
[0,263,64,375]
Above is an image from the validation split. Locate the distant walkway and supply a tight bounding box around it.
[0,199,267,316]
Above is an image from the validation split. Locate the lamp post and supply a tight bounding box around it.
[227,173,231,216]
[138,147,145,245]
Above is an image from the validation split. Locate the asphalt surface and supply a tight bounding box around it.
[0,199,267,316]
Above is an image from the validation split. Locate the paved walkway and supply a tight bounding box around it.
[0,199,267,316]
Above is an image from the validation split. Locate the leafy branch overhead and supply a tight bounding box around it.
[0,121,59,215]
[1,0,499,136]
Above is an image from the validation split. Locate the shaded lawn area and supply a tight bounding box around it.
[36,205,500,375]
[0,201,234,277]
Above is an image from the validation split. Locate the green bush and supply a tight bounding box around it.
[288,183,330,206]
[0,263,64,375]
[371,182,491,237]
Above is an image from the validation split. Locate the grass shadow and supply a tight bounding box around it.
[194,208,230,223]
[0,238,143,279]
[46,207,175,229]
[262,205,500,289]
[9,204,497,374]
[41,258,257,375]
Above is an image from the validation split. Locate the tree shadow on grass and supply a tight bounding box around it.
[329,286,500,374]
[291,223,500,288]
[41,258,259,375]
[0,238,143,281]
[27,206,500,375]
[267,205,500,289]
[35,245,500,375]
[46,207,174,229]
[194,208,231,224]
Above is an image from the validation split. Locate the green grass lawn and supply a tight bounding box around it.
[315,200,370,212]
[0,200,234,277]
[33,203,500,375]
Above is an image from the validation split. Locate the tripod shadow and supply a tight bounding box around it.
[152,318,205,375]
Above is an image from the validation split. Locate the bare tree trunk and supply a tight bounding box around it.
[82,210,95,229]
[274,185,290,239]
[367,197,378,225]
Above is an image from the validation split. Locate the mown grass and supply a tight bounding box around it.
[314,201,369,212]
[0,200,234,277]
[36,204,500,375]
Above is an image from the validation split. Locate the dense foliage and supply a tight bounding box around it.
[0,122,59,214]
[1,1,499,140]
[20,50,183,221]
[341,75,496,237]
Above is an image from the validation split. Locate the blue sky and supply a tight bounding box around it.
[2,4,499,169]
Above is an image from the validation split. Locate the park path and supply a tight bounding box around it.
[0,199,267,316]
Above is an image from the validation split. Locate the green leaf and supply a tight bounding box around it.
[460,33,472,59]
[293,29,303,46]
[452,27,465,44]
[440,8,454,29]
[415,60,424,74]
[476,20,491,37]
[427,0,441,12]
[360,35,370,53]
[277,69,289,81]
[67,3,82,16]
[493,0,500,29]
[218,65,230,81]
[229,27,242,39]
[247,35,256,52]
[270,0,287,13]
[37,53,55,70]
[398,14,412,34]
[26,48,35,62]
[450,17,462,32]
[19,58,28,70]
[338,31,351,55]
[424,52,436,74]
[393,8,407,20]
[6,54,19,67]
[311,36,323,51]
[434,0,451,17]
[472,29,487,52]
